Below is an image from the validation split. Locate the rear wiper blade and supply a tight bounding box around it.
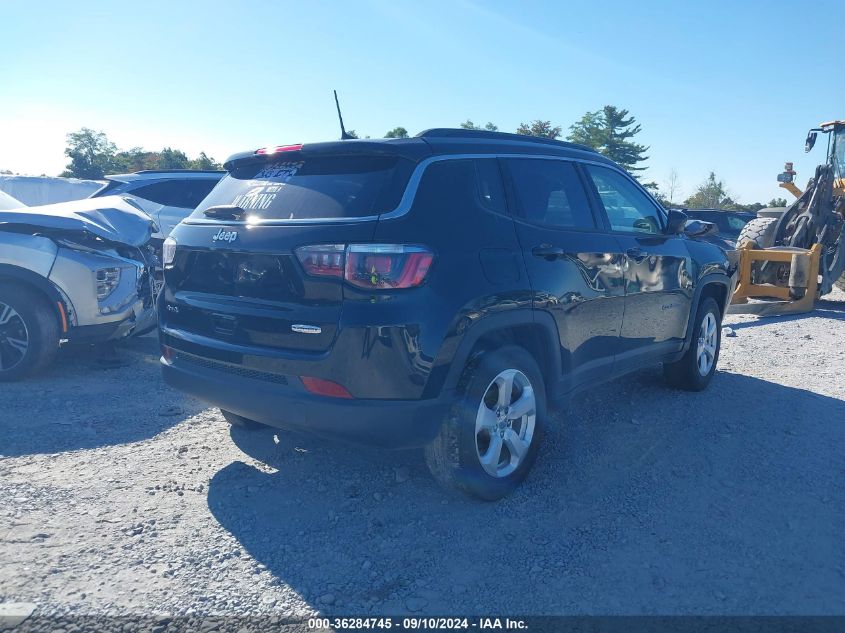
[203,204,247,220]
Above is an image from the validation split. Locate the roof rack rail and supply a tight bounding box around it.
[132,169,226,174]
[416,128,597,153]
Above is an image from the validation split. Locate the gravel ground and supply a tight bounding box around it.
[1,289,844,621]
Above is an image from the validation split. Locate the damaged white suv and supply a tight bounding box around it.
[0,195,159,380]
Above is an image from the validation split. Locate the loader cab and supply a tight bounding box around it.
[823,121,845,178]
[801,121,845,197]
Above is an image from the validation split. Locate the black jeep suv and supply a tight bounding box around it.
[159,129,732,499]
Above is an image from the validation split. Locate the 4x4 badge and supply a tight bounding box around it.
[212,228,238,243]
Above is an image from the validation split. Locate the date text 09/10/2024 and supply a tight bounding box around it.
[307,617,528,630]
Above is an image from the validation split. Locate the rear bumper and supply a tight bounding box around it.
[161,352,453,449]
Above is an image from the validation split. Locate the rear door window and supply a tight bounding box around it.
[194,155,412,220]
[504,158,595,229]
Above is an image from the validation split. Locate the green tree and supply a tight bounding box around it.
[768,197,788,207]
[61,128,122,179]
[460,120,499,131]
[156,147,190,170]
[384,127,409,139]
[684,172,730,208]
[188,152,222,170]
[567,110,603,147]
[345,129,360,139]
[516,120,561,139]
[115,147,156,172]
[567,106,649,173]
[64,129,227,176]
[727,201,765,213]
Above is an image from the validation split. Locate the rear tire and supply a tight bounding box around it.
[0,283,60,382]
[425,345,546,501]
[663,297,721,392]
[220,409,266,430]
[736,217,777,249]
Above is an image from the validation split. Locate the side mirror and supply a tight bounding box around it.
[683,219,719,238]
[805,131,817,153]
[666,209,688,234]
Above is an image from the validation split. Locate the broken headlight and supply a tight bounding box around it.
[96,267,121,300]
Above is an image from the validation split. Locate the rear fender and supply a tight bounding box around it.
[680,272,732,353]
[428,308,561,398]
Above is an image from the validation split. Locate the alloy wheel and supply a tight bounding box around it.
[696,312,718,376]
[0,302,29,372]
[475,369,536,478]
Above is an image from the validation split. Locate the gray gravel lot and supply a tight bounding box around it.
[1,289,844,618]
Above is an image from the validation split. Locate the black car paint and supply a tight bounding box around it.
[160,133,732,448]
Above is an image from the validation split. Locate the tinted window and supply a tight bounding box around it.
[130,179,218,209]
[584,165,663,234]
[687,211,750,236]
[726,214,749,232]
[194,156,412,220]
[689,211,718,225]
[474,159,507,213]
[505,159,594,229]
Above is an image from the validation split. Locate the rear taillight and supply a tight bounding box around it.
[295,244,345,278]
[345,244,433,289]
[295,244,433,289]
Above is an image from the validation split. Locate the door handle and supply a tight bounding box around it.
[625,247,649,262]
[532,244,565,260]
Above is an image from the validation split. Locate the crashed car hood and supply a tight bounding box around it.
[0,195,155,246]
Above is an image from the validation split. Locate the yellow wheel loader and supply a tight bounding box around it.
[730,120,845,315]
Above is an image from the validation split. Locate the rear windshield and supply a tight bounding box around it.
[193,155,412,220]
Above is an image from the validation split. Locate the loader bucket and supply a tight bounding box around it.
[728,243,822,316]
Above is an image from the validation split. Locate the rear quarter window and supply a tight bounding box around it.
[410,159,508,216]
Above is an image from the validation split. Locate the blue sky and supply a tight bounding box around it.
[1,0,841,203]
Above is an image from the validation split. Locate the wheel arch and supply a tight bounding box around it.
[435,309,561,399]
[682,274,731,351]
[0,264,70,333]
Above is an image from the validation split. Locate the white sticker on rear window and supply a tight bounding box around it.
[231,162,304,210]
[232,185,277,210]
[253,161,304,181]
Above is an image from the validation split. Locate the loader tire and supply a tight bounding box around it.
[737,217,778,249]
